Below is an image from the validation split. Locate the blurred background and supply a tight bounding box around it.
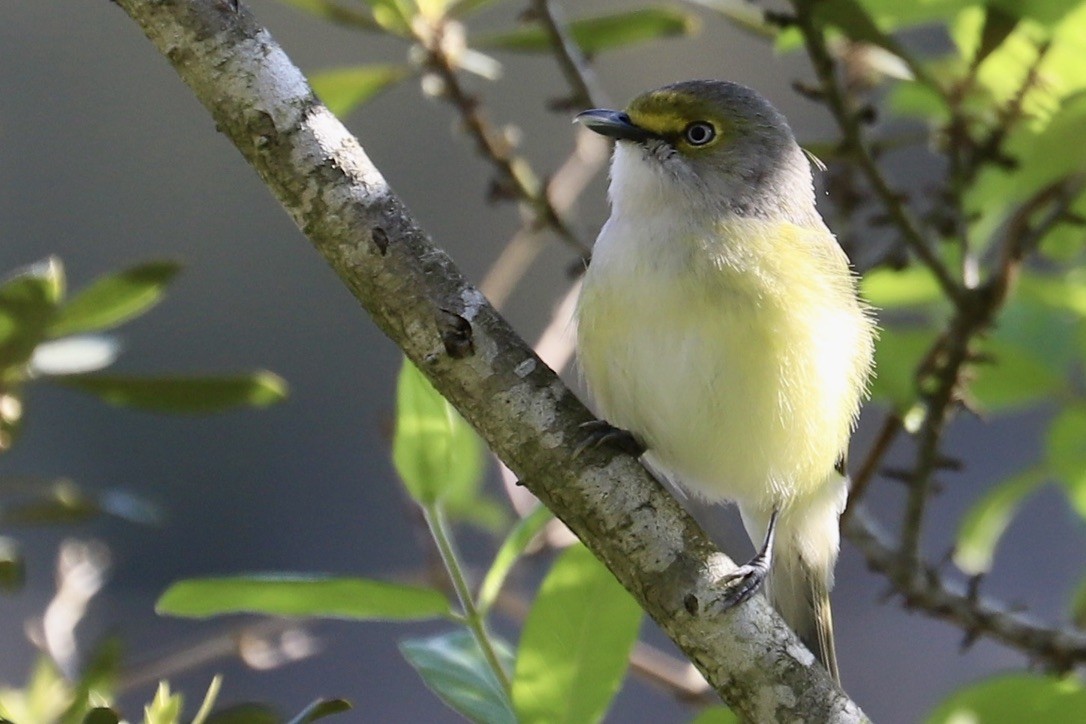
[1,0,1081,721]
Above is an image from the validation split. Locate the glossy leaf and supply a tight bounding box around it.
[50,371,287,413]
[953,468,1045,575]
[513,544,642,724]
[928,674,1086,723]
[49,261,180,338]
[400,629,515,724]
[157,575,452,620]
[30,335,120,376]
[285,699,352,724]
[0,257,63,368]
[477,505,553,612]
[477,8,700,54]
[393,359,484,506]
[311,65,410,117]
[1046,404,1086,520]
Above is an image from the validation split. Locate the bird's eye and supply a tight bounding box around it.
[683,121,716,146]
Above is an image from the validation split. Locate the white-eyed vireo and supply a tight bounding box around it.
[575,80,877,683]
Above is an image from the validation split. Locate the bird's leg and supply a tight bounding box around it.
[573,419,647,458]
[719,509,779,609]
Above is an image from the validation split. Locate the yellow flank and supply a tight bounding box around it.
[577,215,873,510]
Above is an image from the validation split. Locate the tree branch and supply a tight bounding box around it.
[108,0,862,719]
[846,509,1086,671]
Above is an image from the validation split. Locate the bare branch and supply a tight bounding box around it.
[847,509,1086,671]
[530,0,608,109]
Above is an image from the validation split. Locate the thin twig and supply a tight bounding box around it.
[791,0,965,306]
[530,0,608,109]
[421,21,590,256]
[841,412,901,523]
[846,508,1086,670]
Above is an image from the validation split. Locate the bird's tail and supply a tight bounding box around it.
[742,484,845,684]
[766,551,840,684]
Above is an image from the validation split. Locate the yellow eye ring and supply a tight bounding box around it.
[683,121,716,146]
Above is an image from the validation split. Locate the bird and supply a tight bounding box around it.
[573,80,876,684]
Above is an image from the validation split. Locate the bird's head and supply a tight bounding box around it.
[576,80,817,224]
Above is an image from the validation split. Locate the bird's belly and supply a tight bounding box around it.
[577,272,848,507]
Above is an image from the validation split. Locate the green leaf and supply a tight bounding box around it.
[1046,404,1086,520]
[311,65,410,117]
[63,637,122,724]
[860,266,944,308]
[144,682,183,724]
[888,80,951,122]
[953,468,1045,575]
[393,359,484,506]
[446,0,505,18]
[868,328,934,411]
[360,0,415,35]
[0,658,74,724]
[0,258,63,369]
[975,5,1020,65]
[204,705,279,724]
[400,629,515,724]
[0,479,100,527]
[50,371,287,413]
[691,706,739,724]
[190,675,221,724]
[513,544,642,724]
[0,537,24,593]
[969,335,1064,412]
[82,709,120,724]
[966,296,1079,412]
[157,575,452,621]
[274,0,383,31]
[928,674,1086,723]
[478,506,553,612]
[285,699,352,724]
[30,335,120,376]
[477,8,700,54]
[49,261,180,338]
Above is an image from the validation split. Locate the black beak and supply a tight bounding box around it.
[574,109,656,143]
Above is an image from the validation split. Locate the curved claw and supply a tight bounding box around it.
[718,557,771,610]
[573,419,647,458]
[717,509,778,611]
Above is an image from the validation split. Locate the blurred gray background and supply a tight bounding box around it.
[2,1,1082,722]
